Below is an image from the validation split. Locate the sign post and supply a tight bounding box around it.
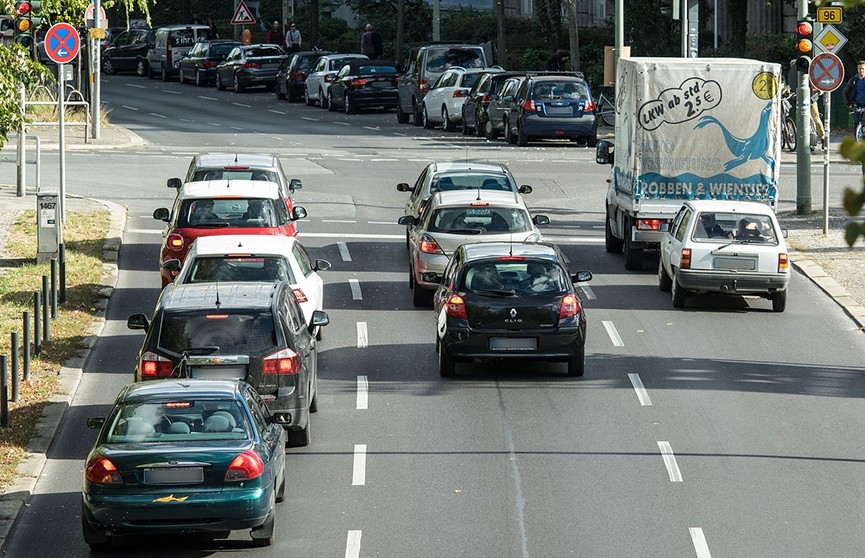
[43,22,80,224]
[810,51,845,236]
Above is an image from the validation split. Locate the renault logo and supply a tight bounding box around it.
[509,308,518,318]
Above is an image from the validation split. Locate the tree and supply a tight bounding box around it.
[0,44,52,150]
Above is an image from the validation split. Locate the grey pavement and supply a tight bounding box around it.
[0,123,863,553]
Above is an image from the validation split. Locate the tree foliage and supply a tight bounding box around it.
[0,44,53,150]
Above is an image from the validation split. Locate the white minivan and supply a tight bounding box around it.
[146,24,211,81]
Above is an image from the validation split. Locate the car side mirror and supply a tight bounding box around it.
[571,271,593,283]
[290,178,302,192]
[153,207,170,222]
[398,215,415,226]
[291,206,307,220]
[781,228,788,238]
[421,272,441,284]
[87,417,105,430]
[503,95,514,102]
[396,182,412,193]
[161,259,181,272]
[519,185,532,194]
[532,215,550,226]
[596,140,614,165]
[167,177,182,189]
[127,313,150,331]
[310,310,329,332]
[314,259,331,272]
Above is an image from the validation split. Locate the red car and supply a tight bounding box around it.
[153,180,307,287]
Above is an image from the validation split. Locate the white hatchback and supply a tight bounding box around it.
[304,53,368,109]
[421,67,504,131]
[165,235,330,335]
[658,200,790,312]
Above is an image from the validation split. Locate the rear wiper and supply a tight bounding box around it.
[473,289,516,297]
[191,222,230,228]
[447,228,483,235]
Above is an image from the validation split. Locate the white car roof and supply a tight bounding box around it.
[189,234,297,257]
[432,161,508,174]
[194,153,279,167]
[685,200,775,215]
[178,180,282,199]
[431,189,526,208]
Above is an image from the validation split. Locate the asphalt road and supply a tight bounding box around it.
[3,74,865,557]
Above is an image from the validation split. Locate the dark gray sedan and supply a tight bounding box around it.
[215,44,287,92]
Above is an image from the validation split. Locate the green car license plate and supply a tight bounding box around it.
[143,467,204,485]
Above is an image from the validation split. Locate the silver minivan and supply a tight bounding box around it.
[146,24,211,81]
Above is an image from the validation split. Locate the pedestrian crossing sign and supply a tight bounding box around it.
[231,1,256,25]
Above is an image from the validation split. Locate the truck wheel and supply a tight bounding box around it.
[771,289,787,312]
[658,260,672,291]
[623,226,644,270]
[671,269,687,308]
[604,216,623,253]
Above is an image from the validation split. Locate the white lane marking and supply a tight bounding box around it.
[232,102,252,108]
[230,126,244,130]
[368,221,401,225]
[542,235,605,244]
[592,225,604,229]
[207,122,221,126]
[161,89,182,95]
[577,282,595,300]
[627,373,652,406]
[689,528,712,558]
[125,83,146,89]
[149,113,167,118]
[602,320,624,347]
[356,376,368,410]
[357,322,368,348]
[345,530,362,558]
[339,158,361,162]
[268,109,286,114]
[657,441,683,482]
[338,242,352,261]
[323,219,357,223]
[121,105,139,111]
[352,444,367,485]
[363,126,380,131]
[127,229,164,235]
[349,279,362,300]
[371,159,398,162]
[300,233,403,240]
[179,118,195,122]
[333,121,351,126]
[301,116,320,121]
[198,95,217,100]
[393,132,407,136]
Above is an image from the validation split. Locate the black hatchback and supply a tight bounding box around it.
[327,60,400,113]
[127,281,329,446]
[429,242,592,377]
[215,44,288,92]
[179,39,242,86]
[275,50,332,102]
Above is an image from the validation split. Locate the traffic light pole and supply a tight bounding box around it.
[796,0,811,215]
[17,82,25,198]
[92,0,101,140]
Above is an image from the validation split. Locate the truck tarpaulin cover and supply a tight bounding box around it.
[612,58,781,202]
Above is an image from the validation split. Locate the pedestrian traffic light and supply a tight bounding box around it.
[794,18,813,72]
[14,1,33,48]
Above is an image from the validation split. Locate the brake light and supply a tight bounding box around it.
[445,295,467,319]
[395,77,400,84]
[292,70,303,80]
[469,201,489,207]
[559,293,580,319]
[222,165,250,170]
[262,348,299,375]
[419,234,444,255]
[637,219,664,231]
[584,98,594,111]
[419,80,429,92]
[351,78,370,87]
[203,60,218,69]
[482,93,491,102]
[453,89,467,98]
[497,256,526,261]
[165,402,191,408]
[243,61,260,69]
[522,99,535,111]
[324,74,333,82]
[292,288,308,303]
[166,234,184,251]
[86,456,123,484]
[778,253,789,272]
[225,450,264,481]
[680,248,692,269]
[140,351,173,379]
[206,314,229,319]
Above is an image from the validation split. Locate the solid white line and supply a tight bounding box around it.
[356,376,368,410]
[300,232,403,240]
[356,322,368,348]
[363,126,380,131]
[333,122,351,126]
[542,235,605,244]
[149,113,167,118]
[602,320,624,347]
[345,530,362,558]
[267,109,286,114]
[577,282,596,300]
[161,89,182,95]
[127,228,163,235]
[352,444,367,485]
[230,126,244,130]
[657,441,683,482]
[120,105,139,111]
[301,116,319,121]
[368,221,401,225]
[198,95,217,100]
[232,102,252,108]
[207,122,221,126]
[627,373,652,406]
[323,219,357,223]
[689,528,712,558]
[339,158,361,162]
[349,279,362,300]
[338,242,352,261]
[370,159,398,162]
[125,83,146,89]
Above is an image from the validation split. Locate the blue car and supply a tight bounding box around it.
[81,379,286,550]
[505,73,598,147]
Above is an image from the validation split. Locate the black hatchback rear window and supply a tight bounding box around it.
[159,311,276,355]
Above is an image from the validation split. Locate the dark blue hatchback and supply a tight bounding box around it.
[505,74,598,147]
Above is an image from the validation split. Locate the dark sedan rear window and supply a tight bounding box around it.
[461,73,483,88]
[532,80,588,100]
[246,46,283,57]
[210,43,236,57]
[105,399,250,443]
[178,198,279,228]
[158,310,276,355]
[184,256,295,284]
[358,65,397,74]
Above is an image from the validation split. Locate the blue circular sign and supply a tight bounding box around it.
[810,52,845,93]
[44,23,80,65]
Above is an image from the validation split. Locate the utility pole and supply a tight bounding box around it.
[796,0,811,215]
[93,0,101,140]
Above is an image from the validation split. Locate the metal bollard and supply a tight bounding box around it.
[10,333,18,403]
[50,259,57,318]
[33,292,41,355]
[0,356,7,428]
[59,243,66,304]
[41,276,50,342]
[22,311,30,381]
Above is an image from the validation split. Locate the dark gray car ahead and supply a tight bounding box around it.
[215,44,287,92]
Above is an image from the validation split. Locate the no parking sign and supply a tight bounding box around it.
[44,23,80,65]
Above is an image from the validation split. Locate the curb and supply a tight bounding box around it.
[789,250,865,329]
[1,125,146,153]
[0,196,126,552]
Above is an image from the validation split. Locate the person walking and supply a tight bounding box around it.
[545,50,569,71]
[372,26,383,58]
[360,24,375,56]
[266,21,284,47]
[844,60,865,136]
[286,22,302,53]
[207,18,219,39]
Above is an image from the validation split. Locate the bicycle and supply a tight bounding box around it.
[853,106,865,142]
[781,89,796,152]
[594,87,615,128]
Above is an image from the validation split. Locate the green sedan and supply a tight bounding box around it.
[81,379,286,550]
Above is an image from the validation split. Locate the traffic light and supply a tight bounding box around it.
[13,1,33,48]
[794,18,814,72]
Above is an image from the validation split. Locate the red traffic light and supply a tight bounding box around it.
[796,21,813,36]
[16,1,30,14]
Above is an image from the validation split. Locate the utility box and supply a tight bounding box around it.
[37,193,60,262]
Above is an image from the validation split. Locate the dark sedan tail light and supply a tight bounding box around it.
[559,294,581,319]
[166,233,184,251]
[243,61,260,69]
[351,78,370,87]
[482,93,491,102]
[85,456,123,484]
[203,60,219,68]
[140,351,173,379]
[262,348,299,375]
[445,294,467,319]
[225,450,264,481]
[292,70,303,80]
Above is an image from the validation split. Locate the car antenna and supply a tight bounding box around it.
[215,280,221,310]
[476,188,481,201]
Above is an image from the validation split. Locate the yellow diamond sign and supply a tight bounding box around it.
[815,24,847,54]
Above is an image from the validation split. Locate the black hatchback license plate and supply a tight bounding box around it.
[490,337,537,351]
[143,467,204,485]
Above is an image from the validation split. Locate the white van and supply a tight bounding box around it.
[146,24,211,81]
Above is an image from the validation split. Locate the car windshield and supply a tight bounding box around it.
[426,47,484,71]
[191,168,280,183]
[104,399,250,443]
[183,256,295,283]
[532,80,588,100]
[462,260,567,295]
[158,310,276,356]
[431,174,515,193]
[430,206,532,234]
[692,211,778,244]
[178,198,279,228]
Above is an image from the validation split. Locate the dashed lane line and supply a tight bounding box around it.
[300,233,403,240]
[657,441,683,482]
[627,373,652,406]
[333,122,352,126]
[338,242,352,261]
[323,219,357,223]
[349,279,362,300]
[602,320,624,347]
[301,116,320,121]
[121,105,138,111]
[161,89,182,95]
[689,528,712,558]
[345,530,362,558]
[352,444,367,485]
[198,96,217,100]
[356,322,368,348]
[125,83,146,89]
[268,109,286,115]
[149,113,167,118]
[356,376,368,410]
[232,102,252,108]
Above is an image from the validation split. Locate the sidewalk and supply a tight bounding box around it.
[0,122,145,153]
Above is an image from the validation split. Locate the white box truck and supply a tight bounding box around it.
[596,57,782,270]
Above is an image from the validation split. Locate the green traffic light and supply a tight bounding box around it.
[17,34,32,48]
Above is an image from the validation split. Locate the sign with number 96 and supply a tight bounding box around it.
[817,7,842,23]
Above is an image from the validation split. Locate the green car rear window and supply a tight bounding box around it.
[105,399,250,443]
